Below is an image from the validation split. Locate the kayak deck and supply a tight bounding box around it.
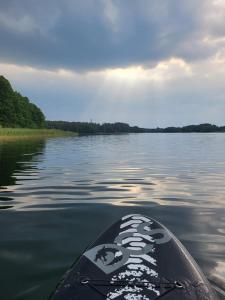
[50,214,218,299]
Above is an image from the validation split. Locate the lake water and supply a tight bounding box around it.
[0,133,225,299]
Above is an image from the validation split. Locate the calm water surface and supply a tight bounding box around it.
[0,133,225,299]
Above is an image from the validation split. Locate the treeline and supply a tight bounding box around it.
[46,121,225,135]
[0,75,45,128]
[147,123,225,133]
[46,120,145,134]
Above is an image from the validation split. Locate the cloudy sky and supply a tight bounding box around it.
[1,0,225,127]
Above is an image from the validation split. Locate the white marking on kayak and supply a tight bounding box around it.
[131,216,152,223]
[120,220,142,229]
[115,251,123,257]
[106,214,160,299]
[122,214,138,221]
[111,270,143,279]
[131,224,140,228]
[107,286,143,299]
[127,247,142,251]
[107,285,159,300]
[126,257,143,264]
[121,237,143,245]
[119,228,137,235]
[130,242,146,247]
[133,233,155,242]
[143,226,150,231]
[136,254,157,265]
[127,264,158,277]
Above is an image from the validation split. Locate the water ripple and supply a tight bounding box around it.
[0,134,225,299]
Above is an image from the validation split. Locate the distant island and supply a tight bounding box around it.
[1,75,225,137]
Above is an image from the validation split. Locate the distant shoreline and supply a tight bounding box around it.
[146,123,225,133]
[46,121,225,135]
[1,123,225,141]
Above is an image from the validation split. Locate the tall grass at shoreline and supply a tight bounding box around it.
[0,128,77,140]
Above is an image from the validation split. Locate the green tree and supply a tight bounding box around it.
[0,75,45,128]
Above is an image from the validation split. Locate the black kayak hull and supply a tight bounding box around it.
[50,214,218,299]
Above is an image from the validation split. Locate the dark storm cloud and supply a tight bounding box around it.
[0,0,217,71]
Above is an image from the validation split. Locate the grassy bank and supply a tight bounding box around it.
[0,128,77,141]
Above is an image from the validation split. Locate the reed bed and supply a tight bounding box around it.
[0,128,77,140]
